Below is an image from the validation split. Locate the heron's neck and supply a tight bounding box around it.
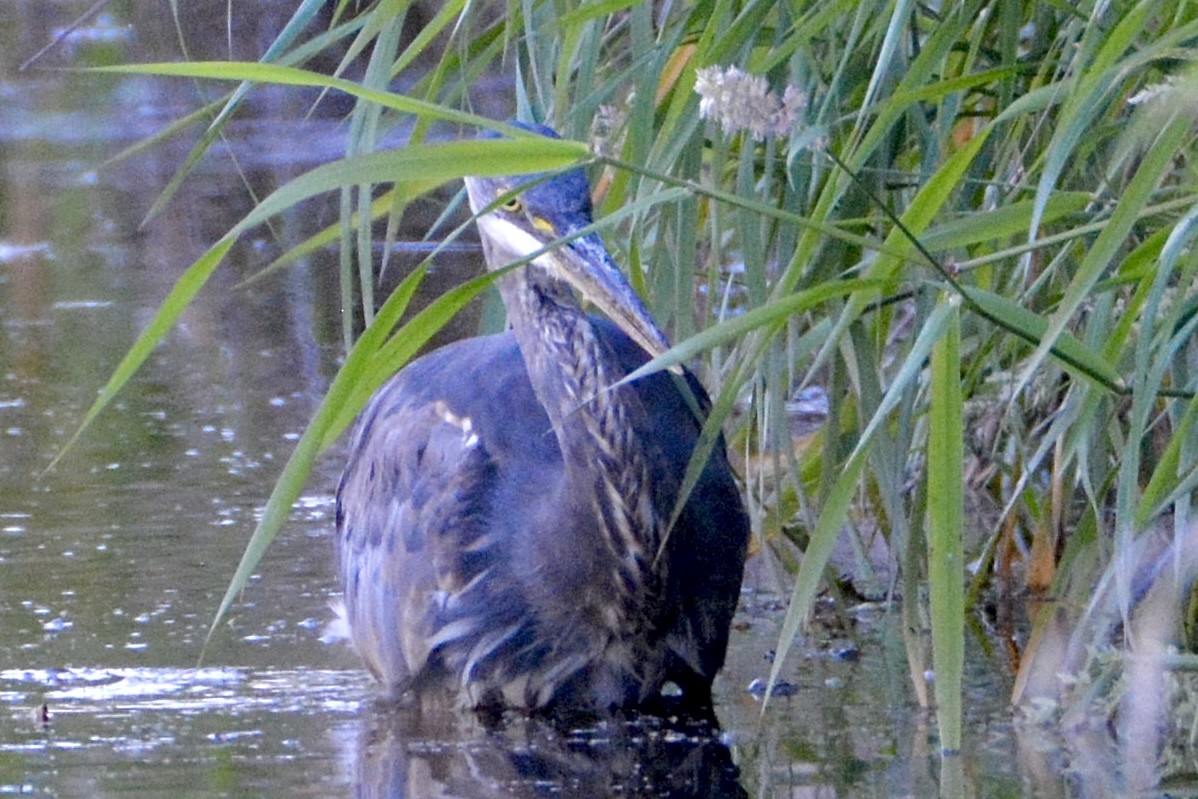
[499,270,663,592]
[499,269,627,447]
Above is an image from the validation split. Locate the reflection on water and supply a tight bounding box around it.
[345,703,744,799]
[3,665,743,798]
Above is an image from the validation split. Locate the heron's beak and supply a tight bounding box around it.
[555,232,670,360]
[473,211,670,361]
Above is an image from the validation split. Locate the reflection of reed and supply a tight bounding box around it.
[1012,522,1198,796]
[342,700,746,799]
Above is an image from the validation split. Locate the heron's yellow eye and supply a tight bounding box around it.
[500,196,522,213]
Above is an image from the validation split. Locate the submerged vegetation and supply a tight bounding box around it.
[73,0,1198,770]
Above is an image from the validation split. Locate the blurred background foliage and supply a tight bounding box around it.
[77,0,1198,752]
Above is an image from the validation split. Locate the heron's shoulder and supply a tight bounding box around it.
[386,331,523,393]
[352,330,557,468]
[356,331,527,420]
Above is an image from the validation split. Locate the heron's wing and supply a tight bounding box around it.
[335,397,497,693]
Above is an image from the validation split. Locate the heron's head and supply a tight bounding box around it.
[463,122,669,359]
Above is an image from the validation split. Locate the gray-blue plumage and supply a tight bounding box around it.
[335,128,748,712]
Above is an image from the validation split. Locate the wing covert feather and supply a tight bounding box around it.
[336,396,496,692]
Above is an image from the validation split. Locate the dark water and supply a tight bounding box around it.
[0,4,1138,798]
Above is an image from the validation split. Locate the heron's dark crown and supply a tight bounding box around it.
[477,121,595,238]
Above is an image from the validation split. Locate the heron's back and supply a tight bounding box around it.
[335,320,748,711]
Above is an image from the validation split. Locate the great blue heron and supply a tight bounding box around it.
[335,123,749,713]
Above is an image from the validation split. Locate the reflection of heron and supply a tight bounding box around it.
[335,123,748,713]
[346,703,747,799]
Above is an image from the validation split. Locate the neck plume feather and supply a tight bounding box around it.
[499,268,666,625]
